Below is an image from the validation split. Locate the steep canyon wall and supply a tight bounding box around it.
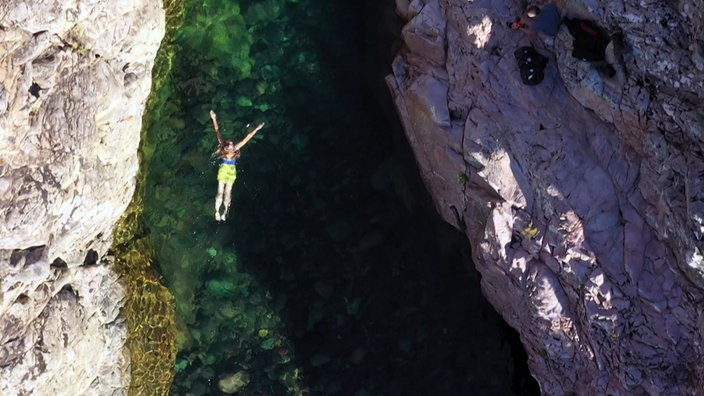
[387,0,704,394]
[0,1,164,394]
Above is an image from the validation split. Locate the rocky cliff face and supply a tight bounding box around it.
[0,1,164,394]
[387,0,704,394]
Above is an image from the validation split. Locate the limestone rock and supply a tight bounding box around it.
[0,1,164,394]
[388,0,704,393]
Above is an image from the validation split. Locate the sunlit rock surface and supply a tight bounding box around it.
[387,0,704,394]
[0,1,164,394]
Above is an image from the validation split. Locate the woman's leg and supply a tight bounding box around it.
[215,181,225,220]
[222,182,234,220]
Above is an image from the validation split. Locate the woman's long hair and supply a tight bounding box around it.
[214,140,241,160]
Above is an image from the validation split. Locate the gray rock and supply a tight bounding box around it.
[0,0,164,394]
[388,0,704,393]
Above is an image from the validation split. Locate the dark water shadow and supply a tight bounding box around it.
[226,0,540,394]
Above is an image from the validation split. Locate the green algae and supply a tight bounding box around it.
[110,1,185,395]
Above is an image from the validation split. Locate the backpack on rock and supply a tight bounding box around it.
[514,46,549,85]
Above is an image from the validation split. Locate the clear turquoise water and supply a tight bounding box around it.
[141,0,538,394]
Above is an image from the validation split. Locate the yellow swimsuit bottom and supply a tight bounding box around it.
[217,163,237,183]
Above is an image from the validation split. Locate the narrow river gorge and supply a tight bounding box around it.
[139,0,537,394]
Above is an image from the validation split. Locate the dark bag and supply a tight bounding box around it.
[514,46,549,85]
[564,18,610,62]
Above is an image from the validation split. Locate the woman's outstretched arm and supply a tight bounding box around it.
[234,122,265,150]
[210,110,225,147]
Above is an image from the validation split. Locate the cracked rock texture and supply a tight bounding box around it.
[387,0,704,394]
[0,1,164,394]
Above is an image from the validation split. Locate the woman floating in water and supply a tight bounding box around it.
[210,110,264,221]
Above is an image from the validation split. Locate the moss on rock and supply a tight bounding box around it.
[110,0,185,394]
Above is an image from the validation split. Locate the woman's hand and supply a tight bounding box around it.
[248,123,265,136]
[235,122,265,150]
[210,110,221,141]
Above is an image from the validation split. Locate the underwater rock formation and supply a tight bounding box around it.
[0,1,164,394]
[387,0,704,394]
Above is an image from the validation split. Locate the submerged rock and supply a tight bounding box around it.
[218,370,251,394]
[387,0,704,394]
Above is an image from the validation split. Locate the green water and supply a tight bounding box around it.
[141,0,538,394]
